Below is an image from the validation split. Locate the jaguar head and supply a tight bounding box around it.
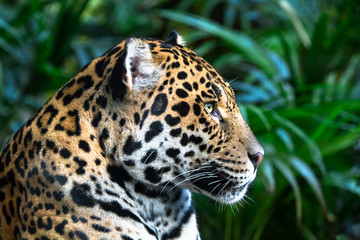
[101,31,263,204]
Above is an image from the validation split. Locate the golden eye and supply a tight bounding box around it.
[204,102,214,114]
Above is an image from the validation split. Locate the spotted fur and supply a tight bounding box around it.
[0,31,263,240]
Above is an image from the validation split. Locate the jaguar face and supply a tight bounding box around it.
[103,33,264,204]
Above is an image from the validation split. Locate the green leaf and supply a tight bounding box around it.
[311,105,342,141]
[213,53,244,70]
[336,234,353,240]
[336,55,360,99]
[0,16,23,46]
[274,160,302,225]
[247,68,280,96]
[194,40,217,56]
[272,112,326,174]
[260,160,276,193]
[320,125,360,156]
[223,1,237,27]
[290,157,328,216]
[0,60,3,96]
[301,225,319,240]
[277,0,311,48]
[245,105,271,131]
[323,172,360,197]
[184,31,210,43]
[0,38,25,62]
[233,82,271,102]
[275,128,294,152]
[50,0,90,66]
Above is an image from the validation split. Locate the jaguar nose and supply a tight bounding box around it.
[248,152,263,169]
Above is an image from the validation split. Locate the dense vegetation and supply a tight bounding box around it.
[0,0,359,239]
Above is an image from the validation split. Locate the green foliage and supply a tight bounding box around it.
[1,0,359,239]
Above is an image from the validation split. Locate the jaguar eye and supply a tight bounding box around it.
[204,102,222,120]
[204,102,214,114]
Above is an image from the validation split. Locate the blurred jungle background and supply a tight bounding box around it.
[0,0,359,239]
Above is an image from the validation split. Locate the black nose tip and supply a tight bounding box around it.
[248,152,264,169]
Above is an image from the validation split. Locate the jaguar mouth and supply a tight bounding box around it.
[186,163,252,203]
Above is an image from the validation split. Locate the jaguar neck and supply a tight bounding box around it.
[106,163,195,236]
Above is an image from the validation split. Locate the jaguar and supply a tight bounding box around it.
[0,31,263,240]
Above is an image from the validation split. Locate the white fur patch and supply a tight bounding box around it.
[125,38,163,91]
[176,34,186,46]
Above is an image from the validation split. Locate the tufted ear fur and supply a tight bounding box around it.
[108,38,163,100]
[124,38,163,91]
[166,30,185,46]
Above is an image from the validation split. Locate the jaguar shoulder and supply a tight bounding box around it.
[0,31,263,240]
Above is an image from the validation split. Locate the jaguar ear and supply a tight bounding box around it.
[108,38,163,100]
[166,30,185,46]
